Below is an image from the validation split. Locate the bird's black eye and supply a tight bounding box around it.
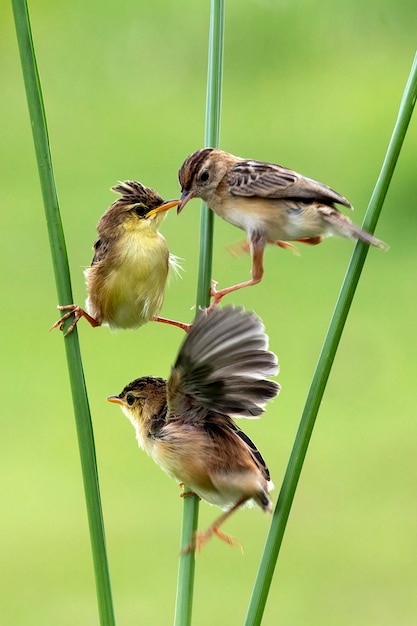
[199,169,210,183]
[126,394,135,406]
[133,205,147,217]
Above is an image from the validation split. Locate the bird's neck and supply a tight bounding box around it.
[131,399,168,453]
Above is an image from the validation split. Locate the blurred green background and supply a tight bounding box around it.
[2,0,416,624]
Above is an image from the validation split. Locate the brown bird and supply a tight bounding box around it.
[108,305,280,552]
[51,181,190,336]
[170,148,388,307]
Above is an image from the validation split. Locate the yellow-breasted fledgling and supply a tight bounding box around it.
[108,305,280,552]
[51,181,190,336]
[169,148,388,307]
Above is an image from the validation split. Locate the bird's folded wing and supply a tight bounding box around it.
[228,160,352,207]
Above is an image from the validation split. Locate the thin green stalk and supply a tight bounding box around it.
[244,52,417,626]
[12,2,116,625]
[196,0,225,308]
[174,1,225,625]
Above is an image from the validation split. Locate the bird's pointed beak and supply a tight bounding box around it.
[107,395,124,405]
[177,190,194,214]
[146,199,181,218]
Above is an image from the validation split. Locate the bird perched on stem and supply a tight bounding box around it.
[108,305,280,552]
[51,181,190,336]
[168,148,388,307]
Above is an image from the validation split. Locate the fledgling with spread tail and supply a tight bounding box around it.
[51,181,190,336]
[163,148,387,307]
[108,305,280,552]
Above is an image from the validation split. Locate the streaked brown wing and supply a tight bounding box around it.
[228,160,352,208]
[91,237,109,265]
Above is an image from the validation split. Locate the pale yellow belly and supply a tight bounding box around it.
[86,235,169,329]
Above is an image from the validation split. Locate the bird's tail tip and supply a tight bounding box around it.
[357,230,389,251]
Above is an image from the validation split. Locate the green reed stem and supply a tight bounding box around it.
[12,2,116,625]
[244,52,417,626]
[174,1,225,625]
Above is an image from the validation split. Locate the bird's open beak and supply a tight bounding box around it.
[177,189,194,214]
[107,395,124,405]
[145,199,181,218]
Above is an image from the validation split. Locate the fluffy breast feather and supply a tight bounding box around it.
[85,231,169,328]
[148,419,272,511]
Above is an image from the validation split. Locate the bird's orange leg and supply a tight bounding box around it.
[182,497,248,553]
[268,239,300,254]
[50,305,100,337]
[293,236,323,245]
[229,238,299,256]
[208,240,265,311]
[152,316,191,333]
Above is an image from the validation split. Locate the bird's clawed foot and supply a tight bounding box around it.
[178,483,199,499]
[182,525,242,554]
[207,280,226,311]
[213,526,243,552]
[208,276,262,312]
[208,279,238,311]
[50,305,100,337]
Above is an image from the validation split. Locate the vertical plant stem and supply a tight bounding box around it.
[196,0,225,308]
[12,2,116,625]
[244,52,417,626]
[174,1,225,625]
